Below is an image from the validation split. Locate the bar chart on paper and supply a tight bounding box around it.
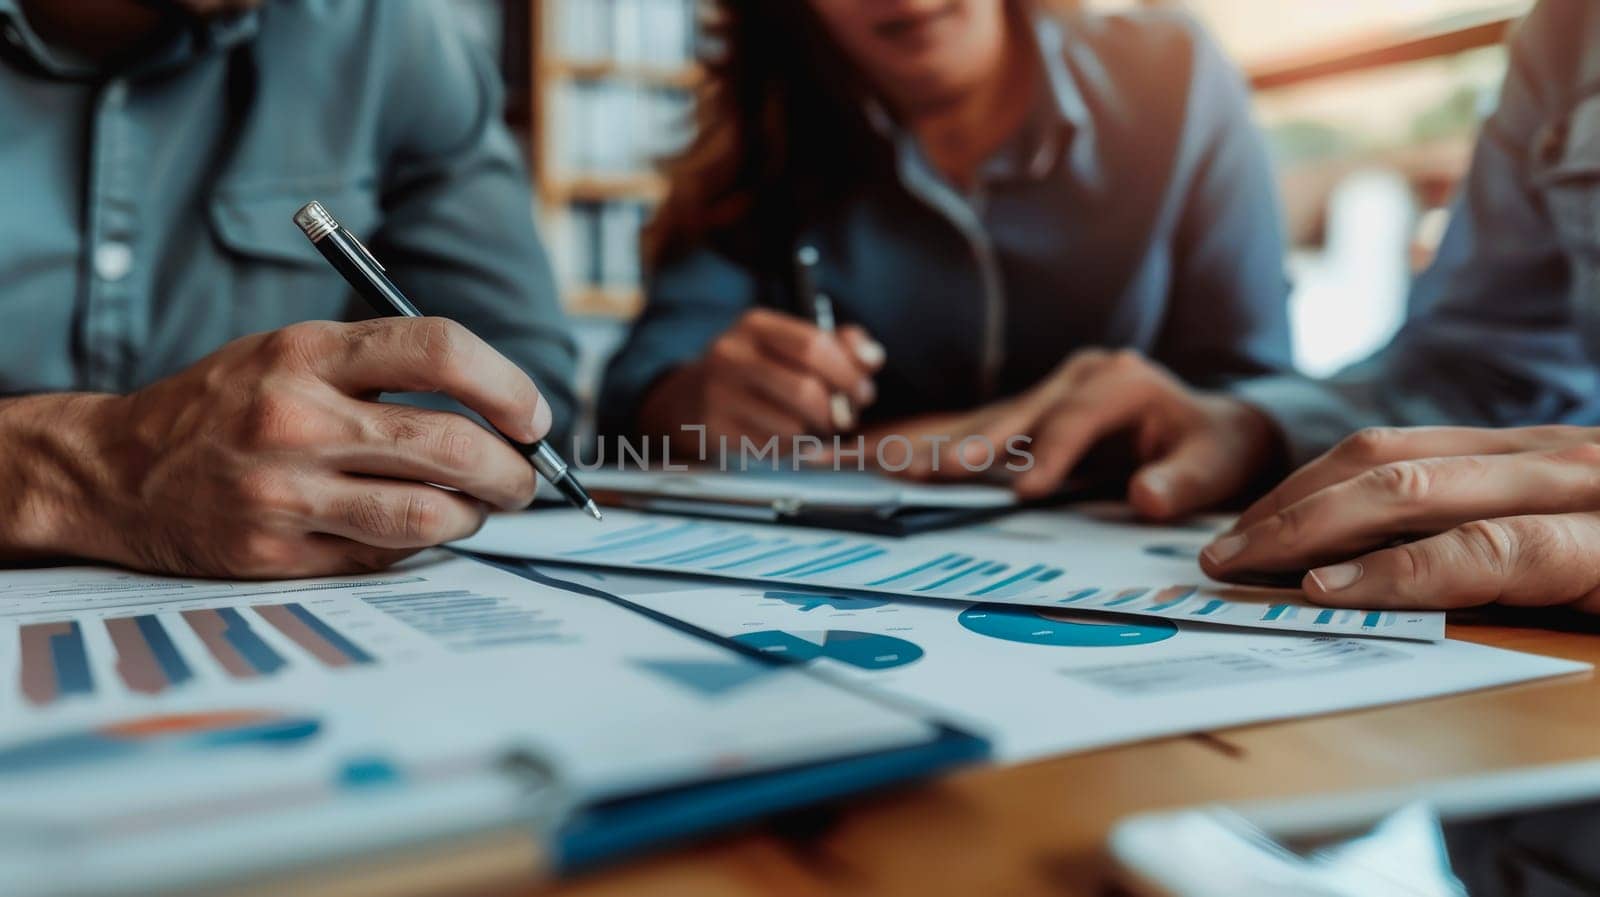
[455,509,1446,641]
[3,557,586,709]
[14,602,377,707]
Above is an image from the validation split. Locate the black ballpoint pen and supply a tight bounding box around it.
[293,200,602,521]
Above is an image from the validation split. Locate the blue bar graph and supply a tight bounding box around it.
[802,547,887,576]
[563,522,703,558]
[1363,612,1384,628]
[1192,598,1224,616]
[641,535,756,566]
[1059,588,1100,604]
[915,560,992,592]
[1263,604,1289,621]
[865,553,955,587]
[969,564,1044,596]
[764,540,851,576]
[1315,609,1336,625]
[709,541,798,571]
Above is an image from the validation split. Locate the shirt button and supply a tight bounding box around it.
[94,242,134,282]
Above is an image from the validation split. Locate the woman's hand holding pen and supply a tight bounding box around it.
[32,317,552,579]
[641,308,886,452]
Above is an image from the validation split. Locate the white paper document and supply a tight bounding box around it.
[544,567,1587,762]
[0,554,938,896]
[456,506,1445,641]
[583,467,1018,513]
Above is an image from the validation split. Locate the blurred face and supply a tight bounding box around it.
[807,0,1010,112]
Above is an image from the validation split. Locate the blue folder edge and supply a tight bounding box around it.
[469,552,994,874]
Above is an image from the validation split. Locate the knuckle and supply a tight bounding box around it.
[343,492,392,539]
[706,335,739,366]
[402,492,447,543]
[1549,441,1600,467]
[1268,502,1310,547]
[1367,460,1433,504]
[1339,427,1403,465]
[1391,541,1430,595]
[434,422,484,472]
[413,317,467,375]
[370,405,426,447]
[260,322,330,368]
[1453,518,1518,579]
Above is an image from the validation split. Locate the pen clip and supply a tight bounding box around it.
[346,229,387,273]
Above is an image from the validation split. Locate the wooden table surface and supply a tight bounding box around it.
[531,619,1600,897]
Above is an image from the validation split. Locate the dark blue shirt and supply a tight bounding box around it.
[600,8,1293,437]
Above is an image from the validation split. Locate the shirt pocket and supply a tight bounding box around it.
[206,180,381,332]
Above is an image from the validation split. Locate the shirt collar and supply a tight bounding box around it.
[0,0,259,80]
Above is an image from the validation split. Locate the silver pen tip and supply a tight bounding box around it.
[584,501,604,522]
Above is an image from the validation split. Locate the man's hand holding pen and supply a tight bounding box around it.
[42,317,553,579]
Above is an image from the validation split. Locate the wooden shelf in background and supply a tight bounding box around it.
[565,286,644,319]
[547,173,669,204]
[1247,5,1526,91]
[544,58,703,90]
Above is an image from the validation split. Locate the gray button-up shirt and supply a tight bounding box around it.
[1235,0,1600,464]
[0,0,578,440]
[599,9,1293,438]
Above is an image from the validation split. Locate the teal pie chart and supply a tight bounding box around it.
[958,603,1177,647]
[731,630,923,670]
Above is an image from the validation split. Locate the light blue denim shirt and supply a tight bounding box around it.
[0,0,578,441]
[1235,0,1600,464]
[599,8,1294,438]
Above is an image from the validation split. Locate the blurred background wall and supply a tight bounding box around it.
[448,0,1530,400]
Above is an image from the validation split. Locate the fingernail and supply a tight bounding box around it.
[855,340,887,369]
[1308,562,1363,592]
[532,395,553,440]
[1139,472,1170,501]
[830,395,854,432]
[1203,534,1248,565]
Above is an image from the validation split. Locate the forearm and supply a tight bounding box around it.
[0,393,118,563]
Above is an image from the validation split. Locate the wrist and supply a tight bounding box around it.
[0,393,123,562]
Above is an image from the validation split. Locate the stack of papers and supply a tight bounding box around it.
[0,555,942,894]
[534,567,1580,761]
[457,507,1444,640]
